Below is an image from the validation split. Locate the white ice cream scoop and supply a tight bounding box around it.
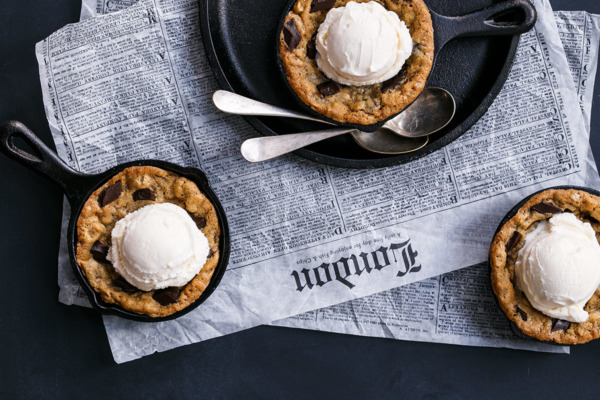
[516,213,600,322]
[108,203,210,291]
[315,1,413,86]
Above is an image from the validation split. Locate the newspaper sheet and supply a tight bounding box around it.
[274,10,600,353]
[555,11,600,135]
[39,0,598,362]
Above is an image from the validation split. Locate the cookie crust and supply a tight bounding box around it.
[490,189,600,344]
[279,0,434,125]
[75,166,221,318]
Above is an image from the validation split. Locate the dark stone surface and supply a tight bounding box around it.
[1,0,599,398]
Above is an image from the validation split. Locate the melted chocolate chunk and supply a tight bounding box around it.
[207,250,214,259]
[582,213,600,225]
[283,19,301,51]
[589,217,600,225]
[551,319,571,333]
[310,0,336,12]
[306,38,317,59]
[132,188,156,201]
[189,214,206,229]
[98,181,122,207]
[112,277,139,294]
[505,231,522,253]
[531,202,562,215]
[153,288,180,306]
[516,306,528,321]
[90,241,110,263]
[317,81,339,97]
[381,66,408,93]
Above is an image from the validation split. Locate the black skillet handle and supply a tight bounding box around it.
[0,121,91,203]
[433,0,537,50]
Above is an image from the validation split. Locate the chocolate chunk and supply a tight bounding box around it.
[381,66,408,93]
[306,38,317,59]
[505,231,522,253]
[310,0,336,13]
[132,188,156,201]
[588,217,600,225]
[90,241,110,263]
[317,80,339,97]
[98,181,122,207]
[153,288,180,306]
[112,277,139,294]
[283,19,301,51]
[551,319,571,333]
[516,306,528,321]
[207,250,214,259]
[189,213,206,229]
[531,202,562,215]
[582,213,600,225]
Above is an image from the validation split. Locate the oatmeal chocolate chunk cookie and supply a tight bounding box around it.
[490,188,600,344]
[76,166,221,318]
[279,0,434,125]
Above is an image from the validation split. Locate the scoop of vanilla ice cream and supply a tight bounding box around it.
[515,213,600,322]
[315,1,413,86]
[108,203,210,291]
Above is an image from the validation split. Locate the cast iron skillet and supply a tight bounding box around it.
[275,0,537,133]
[489,185,600,345]
[200,0,536,168]
[0,121,230,322]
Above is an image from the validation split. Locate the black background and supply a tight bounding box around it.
[1,0,599,398]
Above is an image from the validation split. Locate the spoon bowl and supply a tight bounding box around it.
[351,131,428,154]
[381,88,455,138]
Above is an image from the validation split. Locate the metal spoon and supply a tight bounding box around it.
[213,88,455,162]
[212,87,455,138]
[240,128,428,162]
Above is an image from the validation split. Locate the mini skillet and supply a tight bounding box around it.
[489,185,600,345]
[0,121,230,322]
[276,0,537,133]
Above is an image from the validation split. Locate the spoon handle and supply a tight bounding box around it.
[213,90,334,125]
[241,129,354,162]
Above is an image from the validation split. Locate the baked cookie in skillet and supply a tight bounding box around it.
[279,0,434,125]
[490,188,600,344]
[75,166,220,318]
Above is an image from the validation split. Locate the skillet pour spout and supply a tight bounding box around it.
[0,121,231,322]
